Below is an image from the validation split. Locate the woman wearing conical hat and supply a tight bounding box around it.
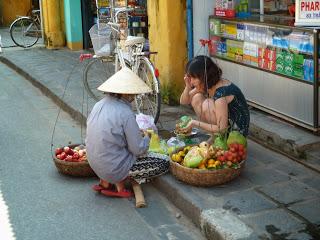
[86,67,169,198]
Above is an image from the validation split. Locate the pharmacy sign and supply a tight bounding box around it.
[295,0,320,26]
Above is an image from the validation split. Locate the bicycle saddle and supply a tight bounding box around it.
[125,36,145,47]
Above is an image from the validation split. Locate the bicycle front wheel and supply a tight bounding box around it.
[134,57,161,124]
[10,17,39,48]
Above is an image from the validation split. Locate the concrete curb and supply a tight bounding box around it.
[153,175,255,240]
[249,123,304,158]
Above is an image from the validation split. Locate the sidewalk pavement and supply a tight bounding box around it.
[1,46,320,239]
[0,27,45,49]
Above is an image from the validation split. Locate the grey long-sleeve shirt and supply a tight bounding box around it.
[85,95,150,183]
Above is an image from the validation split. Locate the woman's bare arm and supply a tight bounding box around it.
[183,97,229,134]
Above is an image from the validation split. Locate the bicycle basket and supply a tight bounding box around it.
[89,23,115,57]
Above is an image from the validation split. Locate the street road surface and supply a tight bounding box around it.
[0,62,205,240]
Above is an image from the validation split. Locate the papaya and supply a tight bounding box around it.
[183,146,204,168]
[227,130,247,147]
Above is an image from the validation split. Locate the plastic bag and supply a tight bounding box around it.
[148,132,167,154]
[166,137,186,155]
[136,113,158,133]
[167,137,185,148]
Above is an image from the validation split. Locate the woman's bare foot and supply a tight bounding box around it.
[115,180,125,192]
[100,179,110,189]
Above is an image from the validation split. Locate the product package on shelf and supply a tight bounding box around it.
[288,32,313,54]
[214,0,236,18]
[96,0,110,8]
[303,59,315,82]
[258,47,276,71]
[236,23,245,40]
[225,24,237,39]
[208,16,317,83]
[243,42,258,66]
[209,36,220,55]
[209,18,221,36]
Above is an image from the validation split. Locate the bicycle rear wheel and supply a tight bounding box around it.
[83,57,116,101]
[10,17,39,48]
[134,57,161,124]
[83,56,132,102]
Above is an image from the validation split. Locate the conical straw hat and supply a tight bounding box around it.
[97,67,152,94]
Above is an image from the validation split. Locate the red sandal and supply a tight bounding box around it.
[100,189,133,198]
[92,184,114,192]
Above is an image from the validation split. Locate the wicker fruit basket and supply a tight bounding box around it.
[53,144,96,177]
[169,146,245,187]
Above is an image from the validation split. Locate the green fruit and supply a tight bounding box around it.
[213,136,228,150]
[183,147,204,168]
[227,131,247,147]
[178,115,191,128]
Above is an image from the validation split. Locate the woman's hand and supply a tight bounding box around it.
[143,130,153,138]
[184,74,192,89]
[179,119,194,134]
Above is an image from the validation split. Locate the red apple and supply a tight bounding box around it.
[72,153,79,160]
[65,155,73,161]
[230,147,236,153]
[234,144,239,151]
[55,148,63,155]
[238,144,245,151]
[64,148,74,155]
[78,149,85,157]
[63,146,70,152]
[59,152,67,160]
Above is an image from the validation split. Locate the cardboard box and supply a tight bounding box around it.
[243,54,251,64]
[293,54,304,65]
[266,49,276,61]
[276,51,285,64]
[267,60,276,71]
[258,47,266,59]
[276,63,285,73]
[284,52,294,64]
[284,65,293,76]
[258,58,268,69]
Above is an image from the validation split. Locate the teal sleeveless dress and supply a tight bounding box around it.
[213,83,250,136]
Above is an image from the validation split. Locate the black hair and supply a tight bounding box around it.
[109,93,122,99]
[185,55,222,90]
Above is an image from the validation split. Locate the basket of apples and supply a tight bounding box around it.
[169,131,247,187]
[53,144,96,177]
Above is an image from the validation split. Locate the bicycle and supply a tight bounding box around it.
[9,9,42,48]
[81,8,161,123]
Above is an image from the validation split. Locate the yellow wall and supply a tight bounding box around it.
[2,0,31,26]
[41,0,65,48]
[148,0,187,105]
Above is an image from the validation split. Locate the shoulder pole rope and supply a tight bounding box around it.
[50,62,81,159]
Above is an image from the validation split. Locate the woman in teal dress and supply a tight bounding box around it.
[179,55,250,137]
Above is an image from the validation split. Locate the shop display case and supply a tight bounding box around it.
[209,15,319,132]
[127,0,148,38]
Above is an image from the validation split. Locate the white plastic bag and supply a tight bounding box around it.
[166,137,185,148]
[136,113,158,133]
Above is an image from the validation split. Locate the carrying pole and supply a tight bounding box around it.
[132,181,146,208]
